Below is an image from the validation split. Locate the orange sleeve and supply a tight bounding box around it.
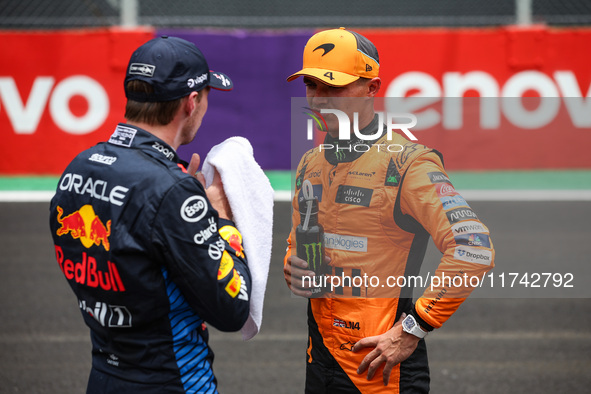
[284,155,306,268]
[399,152,495,329]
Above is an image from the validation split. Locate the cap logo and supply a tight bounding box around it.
[313,43,335,56]
[213,73,231,87]
[129,63,155,77]
[366,64,372,72]
[187,73,208,88]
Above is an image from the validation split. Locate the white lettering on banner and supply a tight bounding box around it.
[385,70,591,130]
[0,75,109,135]
[0,77,54,134]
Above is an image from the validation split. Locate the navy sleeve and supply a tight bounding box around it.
[152,178,251,332]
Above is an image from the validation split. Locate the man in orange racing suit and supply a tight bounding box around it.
[284,28,495,393]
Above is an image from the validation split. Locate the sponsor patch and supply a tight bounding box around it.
[56,205,111,251]
[446,207,478,225]
[335,185,373,207]
[454,233,491,248]
[225,269,242,298]
[454,246,493,266]
[307,169,322,179]
[324,233,367,252]
[219,225,245,257]
[89,153,117,165]
[435,182,458,198]
[218,251,234,280]
[193,217,217,245]
[348,170,375,181]
[187,73,208,88]
[129,63,155,77]
[208,237,225,260]
[440,195,470,210]
[109,125,137,147]
[180,195,208,223]
[451,221,488,236]
[333,318,360,330]
[298,183,323,204]
[384,158,401,187]
[428,171,451,184]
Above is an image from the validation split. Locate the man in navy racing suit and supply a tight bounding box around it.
[49,36,250,394]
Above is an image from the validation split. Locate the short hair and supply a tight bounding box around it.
[124,80,183,126]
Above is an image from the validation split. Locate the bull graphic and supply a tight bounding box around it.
[90,216,111,251]
[56,206,86,239]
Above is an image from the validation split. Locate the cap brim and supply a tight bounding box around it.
[286,68,359,87]
[209,71,233,91]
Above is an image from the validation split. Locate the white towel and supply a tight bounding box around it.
[201,137,274,340]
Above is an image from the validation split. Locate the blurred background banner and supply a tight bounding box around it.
[1,0,590,175]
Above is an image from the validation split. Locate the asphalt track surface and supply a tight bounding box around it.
[1,200,591,393]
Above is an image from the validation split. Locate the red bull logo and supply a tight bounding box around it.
[54,246,125,292]
[219,225,245,258]
[56,205,111,251]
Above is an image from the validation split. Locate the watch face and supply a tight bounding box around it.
[403,316,415,331]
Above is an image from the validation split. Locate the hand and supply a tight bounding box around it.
[187,153,233,221]
[284,255,315,297]
[284,255,330,297]
[352,313,420,386]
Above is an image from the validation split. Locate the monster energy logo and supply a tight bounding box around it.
[334,143,346,161]
[303,242,323,271]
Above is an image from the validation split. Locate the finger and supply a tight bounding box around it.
[289,285,313,298]
[187,153,201,176]
[352,336,378,352]
[356,347,378,374]
[382,362,395,386]
[396,312,407,324]
[366,356,385,381]
[196,172,206,186]
[211,169,223,186]
[288,255,309,269]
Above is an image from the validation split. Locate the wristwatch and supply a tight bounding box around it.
[402,314,428,338]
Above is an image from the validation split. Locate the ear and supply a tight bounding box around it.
[367,77,381,97]
[185,91,199,115]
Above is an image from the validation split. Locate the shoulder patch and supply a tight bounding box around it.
[219,225,245,257]
[385,158,401,187]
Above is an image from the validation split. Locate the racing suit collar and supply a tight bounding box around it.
[324,113,383,164]
[108,123,181,164]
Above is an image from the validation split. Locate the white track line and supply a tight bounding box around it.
[1,189,591,203]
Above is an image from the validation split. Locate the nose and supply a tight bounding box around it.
[308,84,331,108]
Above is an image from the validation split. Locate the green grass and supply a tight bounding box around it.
[1,170,590,192]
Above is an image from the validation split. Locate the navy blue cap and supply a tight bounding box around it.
[124,36,233,102]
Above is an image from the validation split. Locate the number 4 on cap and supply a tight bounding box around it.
[324,72,334,80]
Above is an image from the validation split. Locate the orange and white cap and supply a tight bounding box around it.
[287,27,380,86]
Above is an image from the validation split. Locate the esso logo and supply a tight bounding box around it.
[180,196,208,223]
[0,75,109,135]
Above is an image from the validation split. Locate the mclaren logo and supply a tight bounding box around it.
[313,43,335,56]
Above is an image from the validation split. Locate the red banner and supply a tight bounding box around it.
[358,26,591,170]
[1,27,590,174]
[0,28,154,174]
